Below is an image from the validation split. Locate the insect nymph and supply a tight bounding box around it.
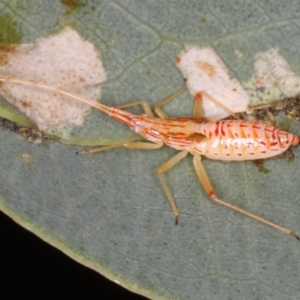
[0,75,299,240]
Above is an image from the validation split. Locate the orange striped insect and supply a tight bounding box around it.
[0,75,299,240]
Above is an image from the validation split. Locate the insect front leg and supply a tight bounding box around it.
[192,154,300,240]
[78,139,163,154]
[117,100,155,117]
[154,82,186,119]
[78,100,158,154]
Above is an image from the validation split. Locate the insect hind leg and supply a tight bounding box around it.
[192,154,300,240]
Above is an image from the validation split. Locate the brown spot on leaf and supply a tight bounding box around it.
[20,101,31,108]
[175,56,181,63]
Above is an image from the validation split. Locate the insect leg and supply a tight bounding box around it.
[154,82,186,119]
[192,154,300,240]
[192,92,203,118]
[117,100,155,117]
[78,140,163,154]
[124,141,163,149]
[247,100,283,112]
[157,150,189,224]
[198,91,239,119]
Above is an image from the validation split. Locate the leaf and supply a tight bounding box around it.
[1,1,300,299]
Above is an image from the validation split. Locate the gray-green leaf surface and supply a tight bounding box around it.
[1,1,300,299]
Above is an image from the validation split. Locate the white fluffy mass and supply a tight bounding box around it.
[255,47,300,97]
[176,47,250,120]
[0,26,107,131]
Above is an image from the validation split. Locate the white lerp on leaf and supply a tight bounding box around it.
[0,26,107,131]
[176,47,250,120]
[255,47,300,97]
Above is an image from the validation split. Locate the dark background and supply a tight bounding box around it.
[1,211,148,299]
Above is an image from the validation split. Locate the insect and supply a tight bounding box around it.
[0,75,299,240]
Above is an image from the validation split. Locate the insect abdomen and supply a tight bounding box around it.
[195,120,299,161]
